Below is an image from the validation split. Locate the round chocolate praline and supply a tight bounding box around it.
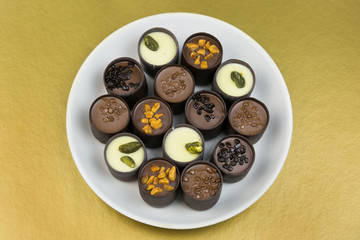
[103,57,148,109]
[131,96,173,148]
[104,132,147,181]
[180,161,223,211]
[162,124,205,170]
[137,158,180,208]
[138,27,179,77]
[181,32,223,85]
[227,97,269,144]
[211,135,255,183]
[89,94,130,143]
[154,64,195,114]
[185,90,226,139]
[212,59,256,107]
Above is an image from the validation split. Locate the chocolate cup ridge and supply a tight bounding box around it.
[185,90,227,140]
[210,134,255,183]
[137,27,179,77]
[181,32,223,85]
[154,64,195,114]
[162,124,205,170]
[104,132,147,182]
[212,59,256,108]
[180,161,223,211]
[137,158,180,208]
[227,97,269,144]
[131,96,173,148]
[103,57,148,109]
[89,94,130,143]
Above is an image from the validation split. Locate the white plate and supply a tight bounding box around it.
[66,13,292,229]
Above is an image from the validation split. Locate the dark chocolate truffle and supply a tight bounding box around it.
[211,135,255,182]
[185,90,226,139]
[154,65,195,114]
[131,96,173,148]
[227,97,269,144]
[181,32,223,85]
[138,158,180,208]
[180,161,223,210]
[89,94,130,143]
[103,57,147,109]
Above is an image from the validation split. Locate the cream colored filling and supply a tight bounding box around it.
[216,63,254,97]
[106,136,144,172]
[164,127,202,162]
[139,32,177,65]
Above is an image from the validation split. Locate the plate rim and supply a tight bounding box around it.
[66,12,293,229]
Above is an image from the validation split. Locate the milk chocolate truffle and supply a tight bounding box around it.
[211,135,255,183]
[89,95,130,143]
[104,133,146,181]
[163,124,205,169]
[213,59,255,106]
[154,65,195,114]
[138,158,180,208]
[185,90,226,139]
[181,161,223,210]
[131,96,173,148]
[103,57,148,108]
[138,28,179,77]
[181,32,223,85]
[228,97,269,144]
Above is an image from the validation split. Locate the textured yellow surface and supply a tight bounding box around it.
[1,0,360,239]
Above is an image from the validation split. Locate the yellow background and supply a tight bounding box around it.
[1,0,359,239]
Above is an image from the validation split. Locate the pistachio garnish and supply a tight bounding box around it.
[185,141,203,154]
[120,156,135,168]
[144,35,159,51]
[231,71,245,88]
[118,142,142,153]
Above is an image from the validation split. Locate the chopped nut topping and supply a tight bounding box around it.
[141,102,163,134]
[185,38,220,69]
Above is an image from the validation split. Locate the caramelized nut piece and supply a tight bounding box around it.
[155,113,163,119]
[186,43,199,51]
[141,118,149,124]
[165,167,170,175]
[200,61,208,69]
[146,175,154,185]
[159,166,166,173]
[151,165,160,172]
[141,175,149,184]
[204,53,214,60]
[150,187,163,196]
[168,166,176,181]
[146,184,155,191]
[149,118,156,123]
[150,119,162,130]
[198,39,206,47]
[197,49,205,56]
[159,177,169,185]
[194,56,201,65]
[205,41,210,49]
[144,111,154,118]
[153,177,159,185]
[151,102,160,112]
[144,104,151,111]
[209,45,220,54]
[157,171,167,179]
[142,124,152,134]
[163,184,174,191]
[190,52,198,59]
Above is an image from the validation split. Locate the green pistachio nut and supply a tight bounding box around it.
[118,142,142,153]
[144,35,159,51]
[185,141,203,154]
[231,71,245,88]
[120,156,135,168]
